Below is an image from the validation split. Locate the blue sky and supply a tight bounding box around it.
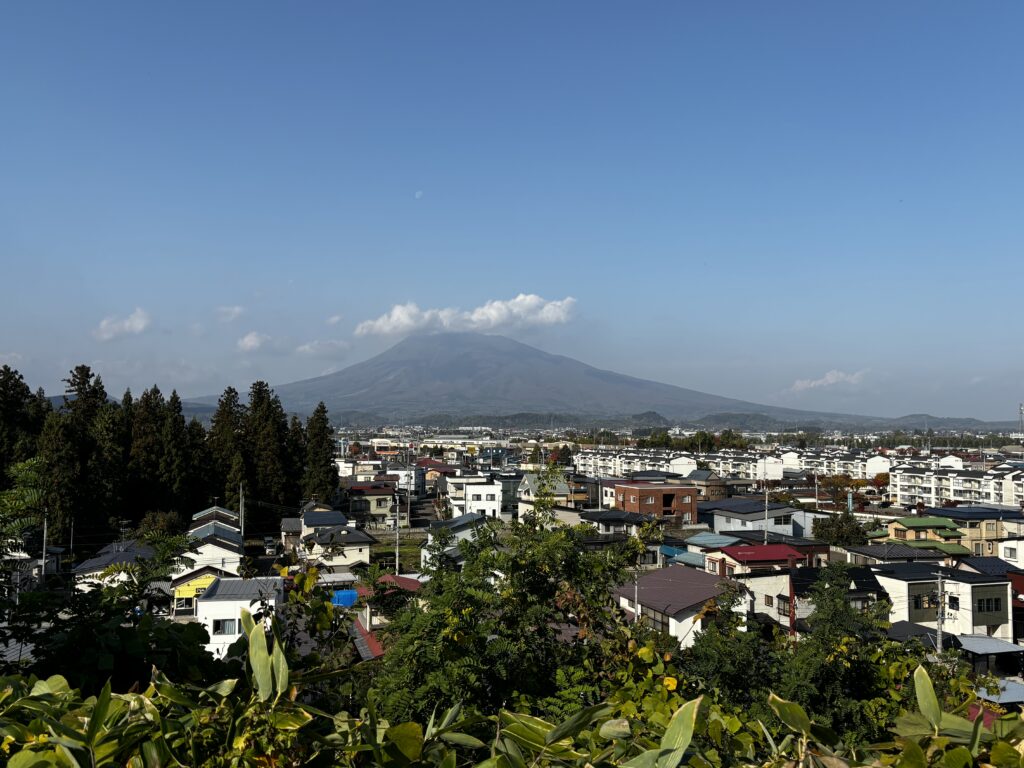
[1,3,1021,420]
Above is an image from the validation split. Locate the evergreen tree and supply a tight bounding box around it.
[208,386,247,509]
[35,412,80,538]
[302,402,338,504]
[88,402,129,523]
[246,381,291,529]
[184,418,214,514]
[129,386,167,516]
[286,414,307,504]
[159,391,190,512]
[0,366,49,489]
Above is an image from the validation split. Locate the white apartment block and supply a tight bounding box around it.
[889,465,1024,509]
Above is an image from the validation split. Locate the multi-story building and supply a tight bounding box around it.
[613,482,698,525]
[889,465,1024,509]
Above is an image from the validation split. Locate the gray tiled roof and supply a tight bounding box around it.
[199,577,284,602]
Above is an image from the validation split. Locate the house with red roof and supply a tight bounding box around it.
[706,543,807,577]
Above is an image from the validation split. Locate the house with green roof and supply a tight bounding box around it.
[867,516,970,556]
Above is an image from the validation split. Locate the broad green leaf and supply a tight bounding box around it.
[440,731,487,749]
[622,749,667,768]
[990,740,1022,768]
[768,693,812,736]
[386,721,425,762]
[8,752,61,768]
[271,638,289,700]
[942,745,974,768]
[914,666,942,732]
[474,758,512,768]
[899,738,927,768]
[244,610,274,703]
[273,708,314,730]
[546,703,610,744]
[600,718,632,740]
[85,679,112,746]
[659,696,702,768]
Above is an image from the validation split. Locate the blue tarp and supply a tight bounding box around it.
[331,589,359,608]
[659,545,686,557]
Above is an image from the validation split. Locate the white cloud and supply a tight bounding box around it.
[355,294,576,336]
[789,369,868,393]
[0,352,23,365]
[93,308,151,341]
[296,339,350,357]
[217,305,245,322]
[237,331,270,352]
[326,314,343,326]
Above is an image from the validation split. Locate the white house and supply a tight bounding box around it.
[174,521,244,578]
[614,565,735,649]
[300,525,376,570]
[873,563,1013,641]
[421,512,487,568]
[195,577,284,658]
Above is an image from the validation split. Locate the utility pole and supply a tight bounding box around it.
[763,457,770,545]
[394,493,400,575]
[239,484,245,541]
[40,509,48,582]
[814,474,819,512]
[935,571,945,653]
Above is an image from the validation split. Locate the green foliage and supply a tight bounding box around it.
[811,510,868,546]
[302,401,339,504]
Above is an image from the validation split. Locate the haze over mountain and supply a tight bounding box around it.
[193,333,1009,430]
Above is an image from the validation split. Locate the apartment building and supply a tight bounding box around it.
[889,465,1024,508]
[440,474,504,519]
[614,482,698,525]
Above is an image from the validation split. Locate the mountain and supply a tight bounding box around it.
[210,332,871,427]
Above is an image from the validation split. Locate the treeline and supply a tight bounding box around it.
[634,428,748,451]
[0,364,339,545]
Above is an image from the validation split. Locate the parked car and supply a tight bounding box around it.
[264,536,277,556]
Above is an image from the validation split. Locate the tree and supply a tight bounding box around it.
[246,381,291,527]
[0,366,49,490]
[158,391,190,512]
[302,402,338,504]
[812,510,868,547]
[208,386,248,508]
[128,386,167,516]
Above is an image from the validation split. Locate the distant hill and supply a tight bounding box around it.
[188,332,1012,430]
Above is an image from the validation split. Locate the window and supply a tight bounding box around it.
[986,522,997,532]
[639,605,670,634]
[725,565,735,577]
[630,496,637,503]
[1006,547,1017,560]
[764,595,774,607]
[776,515,792,526]
[376,498,389,508]
[915,531,926,540]
[486,494,495,501]
[472,494,482,501]
[977,597,1002,613]
[895,529,907,540]
[174,597,194,610]
[213,619,237,636]
[682,496,692,504]
[912,594,936,611]
[644,496,656,504]
[778,597,791,617]
[948,596,960,611]
[706,559,718,574]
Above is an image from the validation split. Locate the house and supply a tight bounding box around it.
[614,565,735,648]
[300,525,377,570]
[697,499,829,538]
[866,516,970,557]
[195,576,285,658]
[375,463,426,497]
[873,563,1013,641]
[189,505,240,532]
[175,521,244,578]
[613,482,698,526]
[280,517,302,552]
[580,509,660,537]
[840,543,947,566]
[300,507,349,539]
[415,458,463,490]
[926,506,1024,557]
[171,565,234,617]
[719,530,830,565]
[741,566,887,635]
[421,512,488,569]
[346,484,400,528]
[440,475,503,519]
[356,573,424,632]
[683,469,727,502]
[517,472,588,518]
[706,544,807,577]
[73,540,155,591]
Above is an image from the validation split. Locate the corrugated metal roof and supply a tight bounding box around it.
[685,532,741,549]
[199,577,284,602]
[957,634,1024,656]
